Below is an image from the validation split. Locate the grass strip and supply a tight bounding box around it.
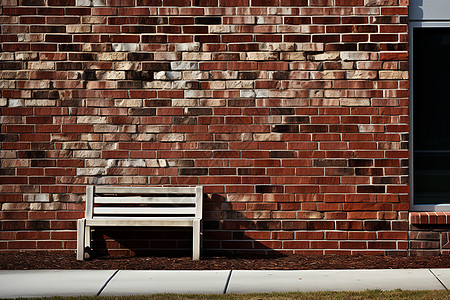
[22,289,450,300]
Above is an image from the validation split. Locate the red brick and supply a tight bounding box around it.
[8,241,37,249]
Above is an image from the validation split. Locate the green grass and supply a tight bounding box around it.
[21,290,450,300]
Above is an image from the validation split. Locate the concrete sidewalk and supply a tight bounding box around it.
[1,269,449,298]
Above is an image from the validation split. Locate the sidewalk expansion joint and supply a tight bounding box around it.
[223,270,233,294]
[97,270,119,296]
[429,269,448,291]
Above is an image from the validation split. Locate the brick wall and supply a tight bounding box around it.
[0,0,410,255]
[409,213,450,256]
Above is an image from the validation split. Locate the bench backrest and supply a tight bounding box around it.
[85,186,203,220]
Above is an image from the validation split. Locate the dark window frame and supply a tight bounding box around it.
[410,21,450,211]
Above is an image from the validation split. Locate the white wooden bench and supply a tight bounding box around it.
[76,186,203,261]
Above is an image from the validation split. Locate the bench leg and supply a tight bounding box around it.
[193,220,200,260]
[85,225,91,249]
[77,219,86,261]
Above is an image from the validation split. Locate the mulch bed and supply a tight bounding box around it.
[2,251,450,270]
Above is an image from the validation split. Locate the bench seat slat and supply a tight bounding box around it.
[95,186,197,194]
[93,207,196,215]
[86,218,195,227]
[95,196,196,204]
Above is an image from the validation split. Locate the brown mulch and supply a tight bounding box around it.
[2,251,450,270]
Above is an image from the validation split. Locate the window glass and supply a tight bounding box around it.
[413,28,450,205]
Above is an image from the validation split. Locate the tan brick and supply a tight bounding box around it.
[139,125,170,133]
[154,71,182,81]
[18,80,50,89]
[358,124,385,133]
[96,124,136,133]
[171,81,198,90]
[208,81,226,89]
[240,90,256,98]
[86,159,108,167]
[111,43,139,52]
[61,142,90,150]
[96,71,125,80]
[1,159,28,168]
[113,62,139,71]
[144,81,171,89]
[77,168,106,176]
[159,134,185,142]
[28,61,55,70]
[254,133,282,141]
[308,52,340,61]
[67,25,91,33]
[144,159,163,168]
[226,81,253,89]
[2,71,28,80]
[300,25,325,34]
[0,53,14,60]
[310,71,345,80]
[340,98,371,106]
[280,52,306,61]
[182,52,212,61]
[25,99,57,106]
[73,150,101,158]
[341,52,371,61]
[209,25,237,33]
[173,99,198,106]
[175,42,201,52]
[260,43,295,51]
[77,116,107,124]
[115,99,143,107]
[30,203,64,211]
[365,0,398,6]
[185,90,211,98]
[358,7,380,15]
[0,81,15,89]
[268,7,293,15]
[82,43,109,52]
[171,61,198,71]
[17,53,39,61]
[97,53,127,61]
[246,52,278,61]
[379,71,409,80]
[278,25,300,33]
[155,52,180,61]
[77,0,106,6]
[24,194,50,202]
[297,211,324,219]
[133,133,157,141]
[86,81,115,89]
[90,142,118,150]
[182,71,209,80]
[82,16,107,24]
[3,203,31,211]
[18,33,44,42]
[80,134,102,142]
[117,177,147,185]
[346,70,377,80]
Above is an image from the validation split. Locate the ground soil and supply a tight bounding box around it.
[2,251,450,270]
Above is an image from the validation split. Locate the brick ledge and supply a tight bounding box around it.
[409,212,450,225]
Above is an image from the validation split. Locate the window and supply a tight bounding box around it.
[410,0,450,211]
[412,25,450,210]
